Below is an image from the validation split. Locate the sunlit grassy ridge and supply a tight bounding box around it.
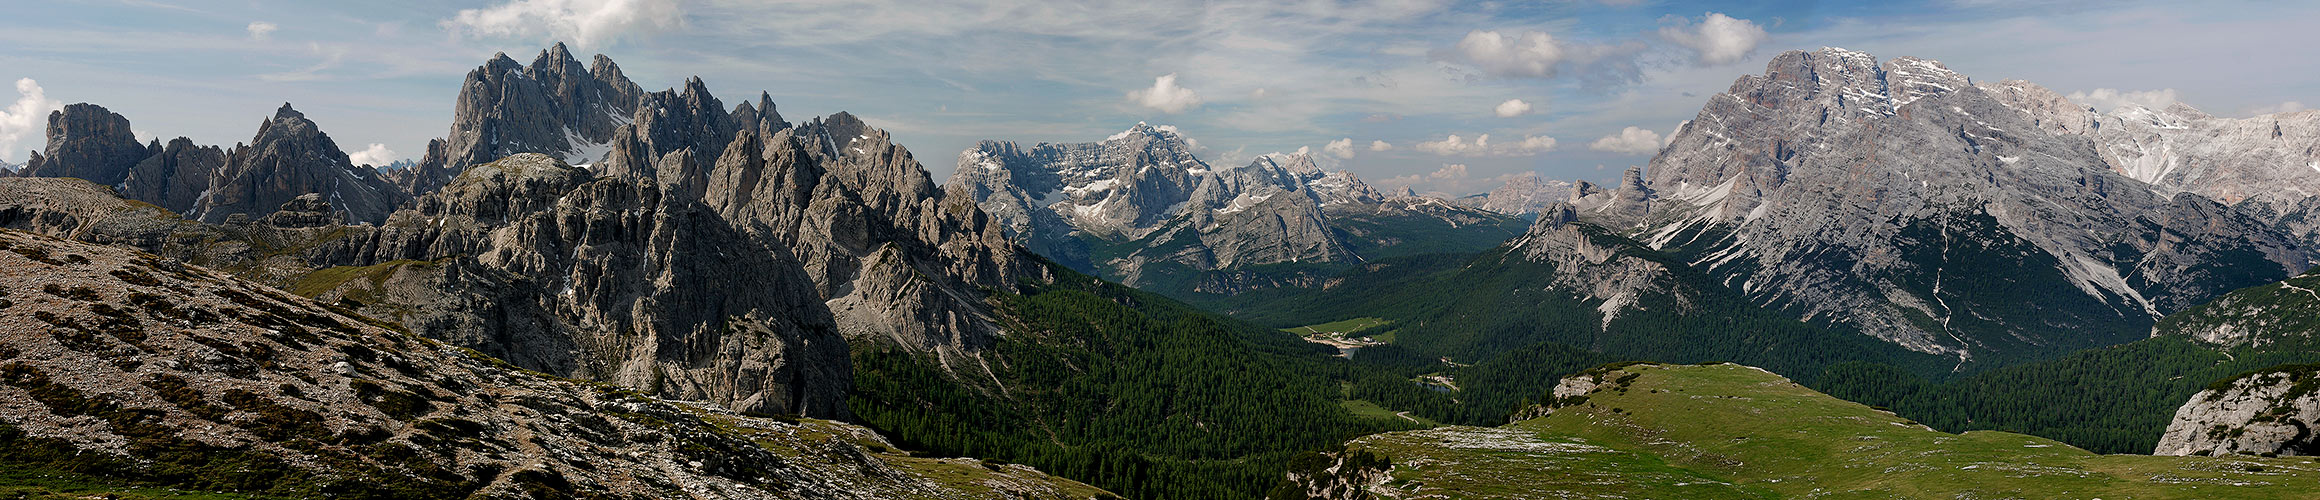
[1326,363,2320,499]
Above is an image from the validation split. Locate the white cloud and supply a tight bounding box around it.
[0,78,64,163]
[2248,101,2307,116]
[1446,29,1645,85]
[1323,137,1355,159]
[346,143,400,166]
[1413,133,1557,157]
[1659,12,1767,65]
[1494,98,1533,118]
[2066,88,2179,112]
[1128,73,1203,114]
[1454,30,1565,78]
[443,0,684,49]
[1369,140,1393,152]
[247,21,278,41]
[1588,126,1664,154]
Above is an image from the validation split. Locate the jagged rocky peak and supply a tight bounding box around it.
[119,137,225,213]
[396,42,644,195]
[16,103,147,186]
[191,103,402,225]
[730,90,791,136]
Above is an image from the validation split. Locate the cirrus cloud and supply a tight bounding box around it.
[247,21,278,41]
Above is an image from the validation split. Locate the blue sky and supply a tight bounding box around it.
[3,0,2315,194]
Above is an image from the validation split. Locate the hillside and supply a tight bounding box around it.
[0,228,1107,499]
[1284,363,2320,499]
[1821,267,2320,454]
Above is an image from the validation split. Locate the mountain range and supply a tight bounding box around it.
[6,40,2320,499]
[947,123,1527,297]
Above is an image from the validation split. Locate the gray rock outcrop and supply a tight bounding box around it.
[2155,364,2320,457]
[0,228,1106,499]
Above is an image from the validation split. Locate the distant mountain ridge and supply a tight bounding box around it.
[948,123,1527,295]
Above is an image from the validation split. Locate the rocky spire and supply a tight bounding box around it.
[192,103,402,224]
[17,103,147,186]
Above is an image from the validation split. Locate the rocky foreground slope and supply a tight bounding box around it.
[0,113,1038,418]
[0,228,1107,499]
[1284,363,2320,499]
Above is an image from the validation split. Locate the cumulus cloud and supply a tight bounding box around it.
[1129,73,1203,114]
[1454,30,1566,78]
[1323,138,1356,159]
[247,21,278,41]
[1494,98,1533,118]
[2066,88,2180,113]
[1659,13,1767,65]
[1588,127,1664,154]
[1413,133,1557,157]
[1369,140,1394,152]
[443,0,684,49]
[2248,101,2307,116]
[346,143,401,166]
[1447,29,1644,85]
[0,78,64,163]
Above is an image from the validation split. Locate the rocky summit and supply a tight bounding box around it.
[391,42,646,195]
[190,104,404,225]
[11,103,148,187]
[1570,47,2311,361]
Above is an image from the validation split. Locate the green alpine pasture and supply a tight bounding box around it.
[1330,363,2320,499]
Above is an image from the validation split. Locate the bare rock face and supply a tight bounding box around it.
[1988,81,2320,212]
[119,137,225,213]
[393,43,644,195]
[1457,172,1575,217]
[2155,364,2320,457]
[15,103,148,187]
[1509,203,1688,328]
[192,104,403,225]
[1592,47,2311,361]
[0,228,1105,499]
